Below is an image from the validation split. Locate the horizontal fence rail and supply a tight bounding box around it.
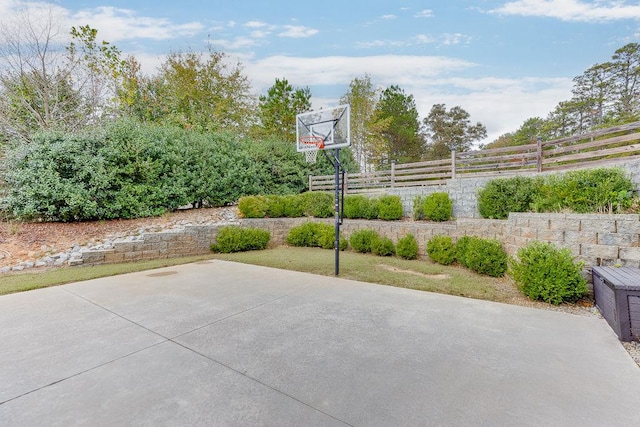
[309,121,640,192]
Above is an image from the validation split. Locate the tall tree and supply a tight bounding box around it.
[571,62,614,129]
[610,43,640,121]
[339,74,380,172]
[422,104,486,159]
[257,78,311,142]
[135,49,256,134]
[0,8,126,140]
[370,85,423,168]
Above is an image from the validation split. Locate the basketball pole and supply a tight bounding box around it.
[324,147,345,276]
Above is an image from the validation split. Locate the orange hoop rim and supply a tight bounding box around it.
[299,135,325,149]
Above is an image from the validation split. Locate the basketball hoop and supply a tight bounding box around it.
[300,136,324,163]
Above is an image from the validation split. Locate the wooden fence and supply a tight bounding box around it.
[309,121,640,192]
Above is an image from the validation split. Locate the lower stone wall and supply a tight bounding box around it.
[81,213,640,271]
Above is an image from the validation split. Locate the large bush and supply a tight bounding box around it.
[300,192,334,218]
[371,236,396,256]
[477,176,542,219]
[462,237,508,277]
[286,222,346,250]
[423,192,452,221]
[532,168,634,214]
[510,241,588,305]
[238,196,268,218]
[396,234,419,260]
[349,229,380,253]
[412,196,425,220]
[377,195,404,220]
[477,168,634,219]
[426,235,456,265]
[211,226,270,253]
[343,195,379,220]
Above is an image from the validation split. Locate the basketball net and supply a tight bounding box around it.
[300,136,324,164]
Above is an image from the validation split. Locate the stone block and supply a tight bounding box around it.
[616,218,640,235]
[598,233,639,246]
[104,252,125,263]
[549,218,580,232]
[537,230,565,243]
[580,218,616,233]
[618,246,640,261]
[581,244,619,260]
[564,231,598,246]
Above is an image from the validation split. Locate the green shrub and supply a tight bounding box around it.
[454,236,473,268]
[210,226,270,253]
[423,192,452,221]
[349,229,380,253]
[426,235,456,265]
[377,195,403,220]
[300,192,334,218]
[510,241,588,305]
[343,195,379,220]
[238,195,268,218]
[264,195,286,218]
[412,196,425,220]
[463,237,508,277]
[371,236,396,256]
[286,222,346,250]
[282,194,304,217]
[477,176,542,219]
[532,168,634,214]
[396,234,419,260]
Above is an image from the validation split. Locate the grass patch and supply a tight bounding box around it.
[0,254,217,296]
[212,247,521,303]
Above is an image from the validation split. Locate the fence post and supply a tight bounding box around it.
[343,173,348,195]
[391,160,396,188]
[308,174,313,191]
[451,150,456,179]
[536,137,542,173]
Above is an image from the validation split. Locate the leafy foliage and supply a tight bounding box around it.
[396,234,419,260]
[412,196,425,220]
[454,236,473,268]
[210,226,270,253]
[477,177,543,219]
[371,236,396,256]
[462,237,508,277]
[423,192,453,221]
[478,168,634,218]
[286,222,346,250]
[377,195,404,220]
[510,241,588,305]
[532,168,634,214]
[423,104,487,160]
[238,196,268,218]
[300,192,334,218]
[257,78,311,141]
[343,195,379,220]
[349,229,380,253]
[426,235,456,265]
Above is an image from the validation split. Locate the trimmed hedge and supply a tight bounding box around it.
[210,226,270,253]
[286,222,347,250]
[371,236,396,256]
[377,195,404,220]
[426,235,456,265]
[477,168,634,219]
[423,192,452,221]
[396,234,419,260]
[462,237,508,277]
[343,195,379,220]
[349,229,380,253]
[510,241,588,305]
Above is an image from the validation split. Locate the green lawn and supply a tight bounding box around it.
[1,247,524,305]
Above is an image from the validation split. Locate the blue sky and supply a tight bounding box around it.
[1,1,639,143]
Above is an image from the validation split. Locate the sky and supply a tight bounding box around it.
[1,0,639,144]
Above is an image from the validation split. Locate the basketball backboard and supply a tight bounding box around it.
[296,104,350,153]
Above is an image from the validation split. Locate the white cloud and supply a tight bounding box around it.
[441,33,472,46]
[210,36,259,51]
[70,6,203,41]
[381,14,397,20]
[278,25,319,38]
[490,0,640,22]
[414,9,434,18]
[243,54,571,144]
[244,20,268,28]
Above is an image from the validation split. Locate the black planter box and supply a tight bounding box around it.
[592,267,640,342]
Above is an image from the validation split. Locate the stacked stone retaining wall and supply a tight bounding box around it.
[80,213,640,271]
